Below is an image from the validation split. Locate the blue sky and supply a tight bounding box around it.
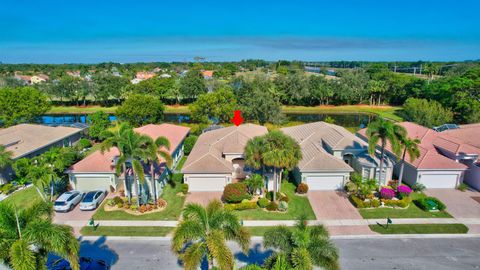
[1,0,479,63]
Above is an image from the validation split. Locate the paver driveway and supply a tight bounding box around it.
[425,189,480,218]
[185,191,223,206]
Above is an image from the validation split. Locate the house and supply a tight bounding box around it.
[281,122,393,190]
[135,71,156,80]
[14,75,32,85]
[357,122,479,189]
[66,70,81,77]
[201,70,214,79]
[181,124,268,192]
[68,124,190,198]
[30,74,49,84]
[0,124,85,184]
[130,78,142,85]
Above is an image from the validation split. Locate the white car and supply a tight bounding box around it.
[79,190,106,211]
[54,191,84,212]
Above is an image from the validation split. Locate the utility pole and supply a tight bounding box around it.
[413,67,417,76]
[394,65,397,73]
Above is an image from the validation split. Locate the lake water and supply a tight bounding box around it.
[38,113,375,129]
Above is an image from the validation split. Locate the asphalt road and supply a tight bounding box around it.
[77,236,480,270]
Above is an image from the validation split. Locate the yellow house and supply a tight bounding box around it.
[31,75,49,84]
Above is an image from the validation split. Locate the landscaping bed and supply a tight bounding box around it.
[80,226,174,236]
[369,224,468,234]
[103,196,168,215]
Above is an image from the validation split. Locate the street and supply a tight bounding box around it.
[77,236,480,270]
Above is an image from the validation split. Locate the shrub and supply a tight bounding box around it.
[279,194,289,203]
[171,173,184,184]
[278,201,288,212]
[296,183,309,194]
[157,198,167,208]
[380,187,395,199]
[266,201,279,211]
[266,191,281,201]
[257,198,269,208]
[415,197,446,211]
[350,195,381,208]
[106,199,114,206]
[183,136,198,155]
[112,196,123,205]
[181,184,189,194]
[138,205,146,212]
[119,189,125,197]
[222,183,250,203]
[116,202,124,208]
[383,197,411,208]
[224,201,258,211]
[131,197,138,204]
[146,204,153,211]
[412,183,426,192]
[371,199,381,208]
[0,184,16,195]
[397,185,412,198]
[457,183,468,192]
[344,181,357,193]
[124,204,130,209]
[76,138,92,150]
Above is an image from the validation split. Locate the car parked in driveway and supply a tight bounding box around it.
[79,190,106,211]
[54,191,84,212]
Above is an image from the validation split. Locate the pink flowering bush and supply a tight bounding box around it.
[397,185,412,198]
[380,187,395,199]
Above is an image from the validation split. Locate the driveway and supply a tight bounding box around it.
[425,189,480,218]
[185,191,223,207]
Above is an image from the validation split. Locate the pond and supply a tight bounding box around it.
[37,112,376,129]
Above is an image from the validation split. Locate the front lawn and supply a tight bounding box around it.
[369,224,469,234]
[80,226,174,236]
[358,192,452,219]
[93,180,185,220]
[234,182,316,220]
[1,186,42,210]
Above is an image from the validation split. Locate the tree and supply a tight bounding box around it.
[403,98,453,127]
[147,136,172,204]
[244,174,264,195]
[172,200,250,270]
[274,72,308,105]
[183,136,198,155]
[398,137,421,186]
[245,131,302,201]
[86,111,111,140]
[0,87,51,127]
[367,80,387,105]
[189,88,237,123]
[101,123,153,205]
[0,145,13,171]
[92,73,129,104]
[308,75,334,105]
[179,69,207,100]
[125,77,174,99]
[366,118,406,185]
[0,202,79,270]
[263,215,339,270]
[116,94,165,127]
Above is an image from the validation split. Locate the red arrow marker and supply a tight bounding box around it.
[231,110,244,126]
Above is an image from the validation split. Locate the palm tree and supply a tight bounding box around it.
[0,145,13,171]
[398,137,421,186]
[263,215,339,270]
[0,202,79,270]
[366,118,406,185]
[26,164,56,202]
[172,200,250,270]
[101,123,153,205]
[147,136,172,204]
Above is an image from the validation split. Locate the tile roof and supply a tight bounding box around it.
[134,123,190,155]
[181,124,268,174]
[442,123,480,149]
[357,122,471,170]
[281,122,357,172]
[0,124,84,159]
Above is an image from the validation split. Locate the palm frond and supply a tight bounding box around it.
[291,247,313,270]
[132,159,145,183]
[171,220,204,253]
[182,203,208,229]
[263,226,293,253]
[9,239,37,270]
[180,241,206,270]
[206,230,233,270]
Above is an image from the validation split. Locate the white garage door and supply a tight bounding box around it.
[305,175,345,190]
[75,176,112,192]
[419,174,458,188]
[188,177,227,191]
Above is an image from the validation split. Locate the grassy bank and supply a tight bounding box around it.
[1,186,42,210]
[48,105,189,114]
[80,226,174,236]
[369,224,469,234]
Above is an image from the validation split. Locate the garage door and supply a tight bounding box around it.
[305,175,345,190]
[419,174,458,188]
[188,177,227,191]
[75,176,112,192]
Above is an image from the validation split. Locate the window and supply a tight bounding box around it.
[67,194,78,201]
[362,168,370,179]
[375,169,387,182]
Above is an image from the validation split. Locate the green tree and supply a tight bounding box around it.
[86,111,111,140]
[263,215,339,270]
[0,87,51,127]
[0,202,80,270]
[274,72,308,105]
[147,136,172,204]
[92,73,129,104]
[172,200,250,270]
[367,80,387,105]
[366,118,406,185]
[12,158,31,180]
[183,136,198,155]
[116,94,165,127]
[179,69,207,100]
[244,174,264,195]
[403,98,453,127]
[308,76,334,105]
[397,137,421,186]
[189,88,237,123]
[0,145,13,171]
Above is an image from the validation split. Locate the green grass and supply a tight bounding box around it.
[234,181,316,220]
[359,192,452,219]
[80,226,174,236]
[1,186,42,210]
[246,226,286,236]
[281,105,404,121]
[49,105,189,114]
[175,156,187,171]
[369,224,469,234]
[93,180,185,220]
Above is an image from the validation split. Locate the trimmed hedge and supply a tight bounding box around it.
[415,197,446,211]
[350,195,380,208]
[266,201,279,211]
[181,184,189,194]
[223,183,250,203]
[224,201,258,211]
[257,198,270,208]
[278,201,288,212]
[382,197,411,208]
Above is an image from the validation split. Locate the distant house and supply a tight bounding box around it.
[0,124,85,184]
[357,122,480,189]
[30,74,49,84]
[66,70,81,77]
[68,124,190,199]
[201,70,214,79]
[159,73,172,78]
[130,78,142,84]
[14,75,32,85]
[281,122,393,190]
[135,71,156,80]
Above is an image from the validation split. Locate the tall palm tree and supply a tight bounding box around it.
[398,137,421,186]
[147,136,172,204]
[0,145,13,171]
[263,215,339,270]
[172,200,250,270]
[366,118,406,185]
[26,164,56,202]
[0,202,79,270]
